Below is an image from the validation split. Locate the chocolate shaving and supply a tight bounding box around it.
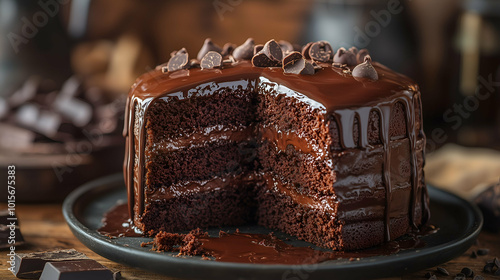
[197,38,222,61]
[166,51,189,72]
[352,55,378,81]
[233,38,255,60]
[333,47,357,66]
[309,41,333,62]
[200,51,223,69]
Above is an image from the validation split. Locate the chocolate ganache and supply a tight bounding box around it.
[123,38,430,251]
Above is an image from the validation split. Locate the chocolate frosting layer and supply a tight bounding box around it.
[123,56,429,243]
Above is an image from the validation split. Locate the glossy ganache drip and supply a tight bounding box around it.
[123,38,430,244]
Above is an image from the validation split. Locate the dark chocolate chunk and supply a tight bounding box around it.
[39,259,113,280]
[279,40,294,54]
[197,38,222,61]
[477,248,490,256]
[471,251,478,258]
[475,182,500,232]
[301,42,313,59]
[251,40,283,67]
[437,267,450,276]
[356,48,370,64]
[333,47,357,66]
[309,41,333,62]
[282,52,305,74]
[300,61,315,75]
[262,39,283,63]
[461,267,473,277]
[349,46,359,55]
[166,51,189,72]
[221,43,236,57]
[200,51,223,69]
[454,273,466,280]
[0,209,24,249]
[473,275,485,280]
[233,38,255,60]
[352,55,379,81]
[12,249,88,279]
[253,44,263,55]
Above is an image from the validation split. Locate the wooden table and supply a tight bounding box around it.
[1,204,499,280]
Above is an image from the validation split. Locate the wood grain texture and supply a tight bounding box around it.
[0,203,498,280]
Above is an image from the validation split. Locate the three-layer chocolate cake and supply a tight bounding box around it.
[123,38,430,250]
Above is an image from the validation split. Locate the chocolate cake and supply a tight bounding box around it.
[123,38,430,251]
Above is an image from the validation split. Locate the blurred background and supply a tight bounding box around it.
[0,0,499,202]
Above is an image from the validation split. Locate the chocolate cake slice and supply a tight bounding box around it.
[123,39,430,251]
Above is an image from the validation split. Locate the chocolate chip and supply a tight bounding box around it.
[309,41,333,62]
[282,52,309,75]
[473,275,485,280]
[477,249,490,256]
[356,48,370,64]
[197,38,222,60]
[200,51,223,69]
[279,40,294,54]
[221,43,236,57]
[233,38,255,60]
[437,267,450,276]
[254,44,263,55]
[471,251,478,258]
[352,55,378,81]
[166,51,189,72]
[333,47,357,66]
[349,46,359,55]
[461,267,474,277]
[454,273,466,280]
[300,61,315,75]
[301,42,313,59]
[251,40,283,67]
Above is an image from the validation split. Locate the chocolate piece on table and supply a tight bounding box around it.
[197,38,222,61]
[475,182,500,232]
[39,259,113,280]
[352,55,379,81]
[200,51,223,69]
[12,249,88,279]
[233,38,255,60]
[0,209,24,249]
[333,47,357,66]
[309,41,333,63]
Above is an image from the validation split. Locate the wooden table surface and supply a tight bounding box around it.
[1,203,499,280]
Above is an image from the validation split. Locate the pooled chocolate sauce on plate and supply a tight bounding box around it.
[98,203,437,264]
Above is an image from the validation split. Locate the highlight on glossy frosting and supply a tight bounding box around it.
[123,38,430,244]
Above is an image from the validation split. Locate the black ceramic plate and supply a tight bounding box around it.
[63,173,483,280]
